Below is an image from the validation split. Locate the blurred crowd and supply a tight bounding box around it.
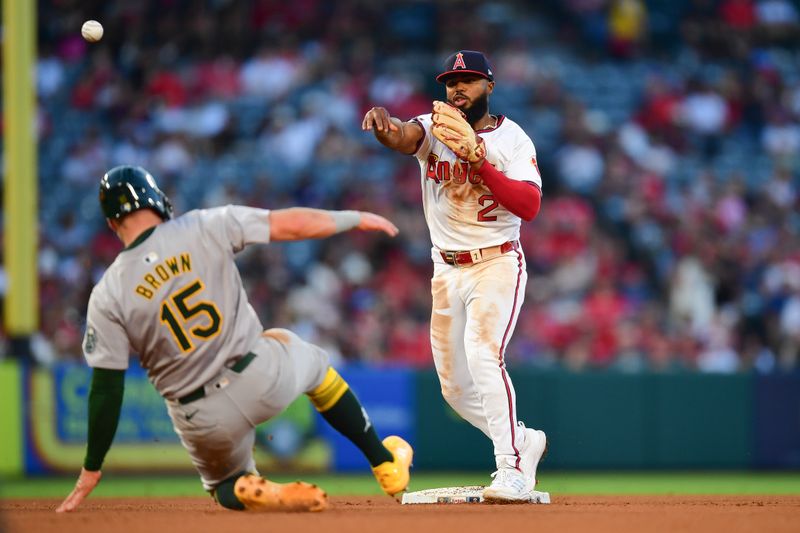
[1,0,799,373]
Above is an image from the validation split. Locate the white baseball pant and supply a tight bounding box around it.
[430,248,528,470]
[165,328,329,490]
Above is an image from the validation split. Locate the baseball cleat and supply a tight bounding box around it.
[519,427,547,491]
[482,467,532,503]
[234,474,328,512]
[372,435,413,496]
[483,426,547,503]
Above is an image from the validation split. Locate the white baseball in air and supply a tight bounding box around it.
[81,20,104,43]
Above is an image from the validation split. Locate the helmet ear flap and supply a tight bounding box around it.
[161,192,174,220]
[99,166,172,221]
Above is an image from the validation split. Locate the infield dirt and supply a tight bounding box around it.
[3,495,799,533]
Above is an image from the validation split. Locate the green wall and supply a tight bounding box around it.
[414,370,754,470]
[1,361,778,474]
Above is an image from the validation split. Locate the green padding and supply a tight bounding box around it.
[540,372,652,468]
[0,360,23,475]
[414,369,755,469]
[414,372,493,470]
[652,373,753,467]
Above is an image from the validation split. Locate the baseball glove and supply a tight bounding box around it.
[431,100,486,164]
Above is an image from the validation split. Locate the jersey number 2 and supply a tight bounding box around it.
[478,194,499,221]
[160,279,222,352]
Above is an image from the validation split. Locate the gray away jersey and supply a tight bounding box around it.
[83,205,271,400]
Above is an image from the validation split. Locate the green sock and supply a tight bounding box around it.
[213,472,246,510]
[319,389,393,467]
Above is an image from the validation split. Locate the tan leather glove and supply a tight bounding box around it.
[431,100,486,164]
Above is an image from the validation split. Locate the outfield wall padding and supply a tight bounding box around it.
[754,374,800,468]
[414,370,775,470]
[9,360,800,474]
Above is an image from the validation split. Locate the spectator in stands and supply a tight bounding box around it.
[679,77,730,160]
[607,0,647,59]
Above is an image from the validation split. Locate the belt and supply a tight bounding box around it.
[439,240,520,267]
[177,352,256,405]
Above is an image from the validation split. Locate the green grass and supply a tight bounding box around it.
[2,472,799,499]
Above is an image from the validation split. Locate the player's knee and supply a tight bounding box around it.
[261,328,298,346]
[263,328,324,357]
[441,386,464,406]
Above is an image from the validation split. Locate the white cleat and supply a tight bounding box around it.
[519,427,547,490]
[483,468,531,503]
[483,425,548,503]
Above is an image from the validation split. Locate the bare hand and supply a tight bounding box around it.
[361,107,399,133]
[357,212,399,237]
[56,468,102,513]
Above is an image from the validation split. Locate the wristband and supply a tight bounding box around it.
[331,210,361,233]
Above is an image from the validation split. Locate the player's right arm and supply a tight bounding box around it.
[56,367,125,513]
[361,107,424,155]
[58,288,129,513]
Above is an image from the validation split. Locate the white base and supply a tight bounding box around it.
[401,486,550,505]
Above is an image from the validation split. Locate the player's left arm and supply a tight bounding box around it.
[203,206,398,252]
[472,137,542,222]
[269,208,399,241]
[57,367,125,513]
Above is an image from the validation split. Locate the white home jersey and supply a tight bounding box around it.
[412,114,542,251]
[82,205,271,400]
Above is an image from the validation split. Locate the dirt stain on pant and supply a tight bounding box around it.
[431,274,460,397]
[262,328,291,345]
[471,299,501,360]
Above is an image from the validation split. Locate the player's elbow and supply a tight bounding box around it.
[520,185,542,221]
[520,208,538,222]
[521,202,541,221]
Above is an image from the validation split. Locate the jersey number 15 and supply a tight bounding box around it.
[160,279,222,353]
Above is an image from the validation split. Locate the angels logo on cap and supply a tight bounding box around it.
[436,50,494,83]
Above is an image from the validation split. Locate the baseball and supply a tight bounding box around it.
[81,20,103,43]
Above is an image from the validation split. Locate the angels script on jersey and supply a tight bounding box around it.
[425,155,483,185]
[135,252,193,299]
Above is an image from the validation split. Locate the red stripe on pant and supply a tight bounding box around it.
[498,250,524,469]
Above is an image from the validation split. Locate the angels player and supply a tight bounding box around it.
[362,50,546,502]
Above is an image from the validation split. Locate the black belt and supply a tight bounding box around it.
[177,352,256,405]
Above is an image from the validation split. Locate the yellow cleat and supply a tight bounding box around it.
[372,435,413,496]
[234,474,328,512]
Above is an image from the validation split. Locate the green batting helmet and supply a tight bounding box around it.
[99,165,173,221]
